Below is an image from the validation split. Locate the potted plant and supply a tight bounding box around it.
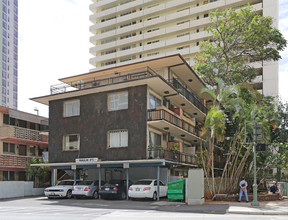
[170,143,180,160]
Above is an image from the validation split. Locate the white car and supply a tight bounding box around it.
[128,179,167,200]
[44,180,79,199]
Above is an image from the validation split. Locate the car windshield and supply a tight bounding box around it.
[134,180,152,185]
[57,181,74,186]
[103,180,122,186]
[78,181,93,185]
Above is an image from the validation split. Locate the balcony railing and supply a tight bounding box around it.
[148,109,199,136]
[148,149,196,165]
[0,126,45,142]
[50,67,157,94]
[0,154,41,168]
[14,127,43,141]
[171,78,208,114]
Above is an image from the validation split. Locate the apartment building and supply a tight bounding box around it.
[0,0,18,109]
[0,106,48,181]
[89,0,279,97]
[31,54,212,184]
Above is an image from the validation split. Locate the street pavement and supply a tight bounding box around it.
[204,198,288,215]
[0,196,287,220]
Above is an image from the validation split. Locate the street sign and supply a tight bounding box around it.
[75,158,98,163]
[256,143,266,152]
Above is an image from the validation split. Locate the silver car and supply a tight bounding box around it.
[44,180,79,199]
[72,180,104,199]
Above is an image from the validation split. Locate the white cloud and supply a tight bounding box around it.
[18,0,92,117]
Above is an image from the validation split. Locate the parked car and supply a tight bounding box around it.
[72,180,105,199]
[128,179,167,200]
[44,180,79,199]
[99,179,133,200]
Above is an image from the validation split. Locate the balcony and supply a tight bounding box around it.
[0,125,46,142]
[148,149,197,165]
[50,67,158,95]
[0,154,41,170]
[147,109,202,143]
[171,78,207,114]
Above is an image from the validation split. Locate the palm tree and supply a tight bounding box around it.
[200,78,243,196]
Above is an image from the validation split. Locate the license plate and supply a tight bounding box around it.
[105,188,110,191]
[76,187,82,190]
[50,193,55,195]
[136,188,140,191]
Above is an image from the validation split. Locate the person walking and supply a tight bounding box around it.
[238,177,249,202]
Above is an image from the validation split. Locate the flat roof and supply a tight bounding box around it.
[31,159,197,169]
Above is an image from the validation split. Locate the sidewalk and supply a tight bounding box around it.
[206,199,288,215]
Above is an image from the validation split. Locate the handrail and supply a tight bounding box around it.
[147,109,198,136]
[171,78,207,114]
[148,149,196,165]
[50,66,157,94]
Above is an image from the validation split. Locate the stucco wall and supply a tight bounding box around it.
[49,85,148,163]
[0,181,44,199]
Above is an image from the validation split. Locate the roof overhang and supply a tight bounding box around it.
[0,137,48,147]
[31,159,197,169]
[30,54,213,105]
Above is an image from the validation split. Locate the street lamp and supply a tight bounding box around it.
[251,120,260,207]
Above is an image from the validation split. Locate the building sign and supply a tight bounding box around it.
[75,158,98,163]
[123,162,129,169]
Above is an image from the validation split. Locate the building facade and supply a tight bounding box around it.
[32,54,212,180]
[0,106,48,181]
[0,0,18,109]
[89,0,279,97]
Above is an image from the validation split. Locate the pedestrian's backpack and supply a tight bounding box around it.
[270,185,276,193]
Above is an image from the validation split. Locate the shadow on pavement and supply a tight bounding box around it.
[35,197,229,214]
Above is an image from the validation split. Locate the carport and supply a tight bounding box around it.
[33,159,196,200]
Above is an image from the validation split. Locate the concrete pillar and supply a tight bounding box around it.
[186,168,204,205]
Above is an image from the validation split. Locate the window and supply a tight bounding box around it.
[177,45,189,50]
[3,142,15,154]
[149,93,161,109]
[147,16,159,21]
[109,130,128,148]
[147,40,159,45]
[120,34,132,40]
[105,60,116,66]
[3,171,15,181]
[29,146,36,156]
[108,91,128,111]
[147,28,159,33]
[120,45,131,51]
[177,20,189,25]
[147,52,159,57]
[63,134,80,151]
[177,32,189,38]
[149,131,161,147]
[64,99,80,117]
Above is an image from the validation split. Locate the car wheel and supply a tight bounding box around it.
[92,191,99,199]
[66,190,72,199]
[120,192,126,200]
[152,192,157,201]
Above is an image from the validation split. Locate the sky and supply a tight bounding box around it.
[18,0,288,118]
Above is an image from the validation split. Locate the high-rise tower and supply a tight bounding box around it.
[89,0,279,97]
[1,0,18,109]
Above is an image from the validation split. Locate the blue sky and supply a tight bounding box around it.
[18,1,288,117]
